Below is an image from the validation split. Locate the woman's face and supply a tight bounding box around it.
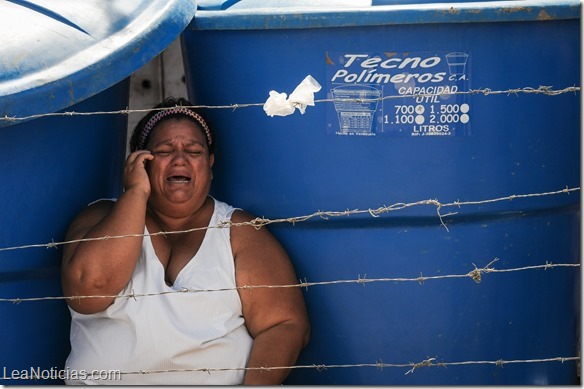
[145,118,214,210]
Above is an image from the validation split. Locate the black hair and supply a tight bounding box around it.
[129,97,215,154]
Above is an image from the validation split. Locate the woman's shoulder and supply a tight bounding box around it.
[230,208,256,224]
[66,199,117,237]
[87,197,117,207]
[82,198,117,217]
[210,197,247,220]
[227,206,274,246]
[209,198,261,238]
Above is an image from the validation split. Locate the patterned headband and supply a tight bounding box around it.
[137,106,212,150]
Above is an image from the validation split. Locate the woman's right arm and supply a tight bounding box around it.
[61,151,153,314]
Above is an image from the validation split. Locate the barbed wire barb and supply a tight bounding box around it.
[468,258,499,283]
[406,357,436,375]
[358,274,367,287]
[376,359,384,372]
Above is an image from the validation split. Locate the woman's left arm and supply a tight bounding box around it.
[231,210,310,385]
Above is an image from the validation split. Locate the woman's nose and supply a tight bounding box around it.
[171,149,187,165]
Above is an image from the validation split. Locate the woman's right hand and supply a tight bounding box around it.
[123,150,154,196]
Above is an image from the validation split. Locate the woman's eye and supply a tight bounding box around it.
[154,150,171,156]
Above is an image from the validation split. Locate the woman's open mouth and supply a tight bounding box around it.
[167,175,191,184]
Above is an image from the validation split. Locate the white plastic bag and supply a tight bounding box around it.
[263,75,322,117]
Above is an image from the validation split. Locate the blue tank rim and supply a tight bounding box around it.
[0,0,197,128]
[188,0,581,30]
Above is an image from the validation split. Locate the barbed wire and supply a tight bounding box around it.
[117,356,580,377]
[1,259,579,304]
[1,83,579,382]
[0,85,579,123]
[0,186,578,253]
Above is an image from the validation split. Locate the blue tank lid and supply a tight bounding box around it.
[196,0,372,10]
[190,0,580,30]
[0,0,197,126]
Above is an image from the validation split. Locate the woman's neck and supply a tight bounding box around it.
[147,196,213,232]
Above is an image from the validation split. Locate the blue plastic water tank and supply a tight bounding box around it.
[0,1,196,384]
[183,0,581,385]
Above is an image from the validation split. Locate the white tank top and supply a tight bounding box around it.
[65,198,253,385]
